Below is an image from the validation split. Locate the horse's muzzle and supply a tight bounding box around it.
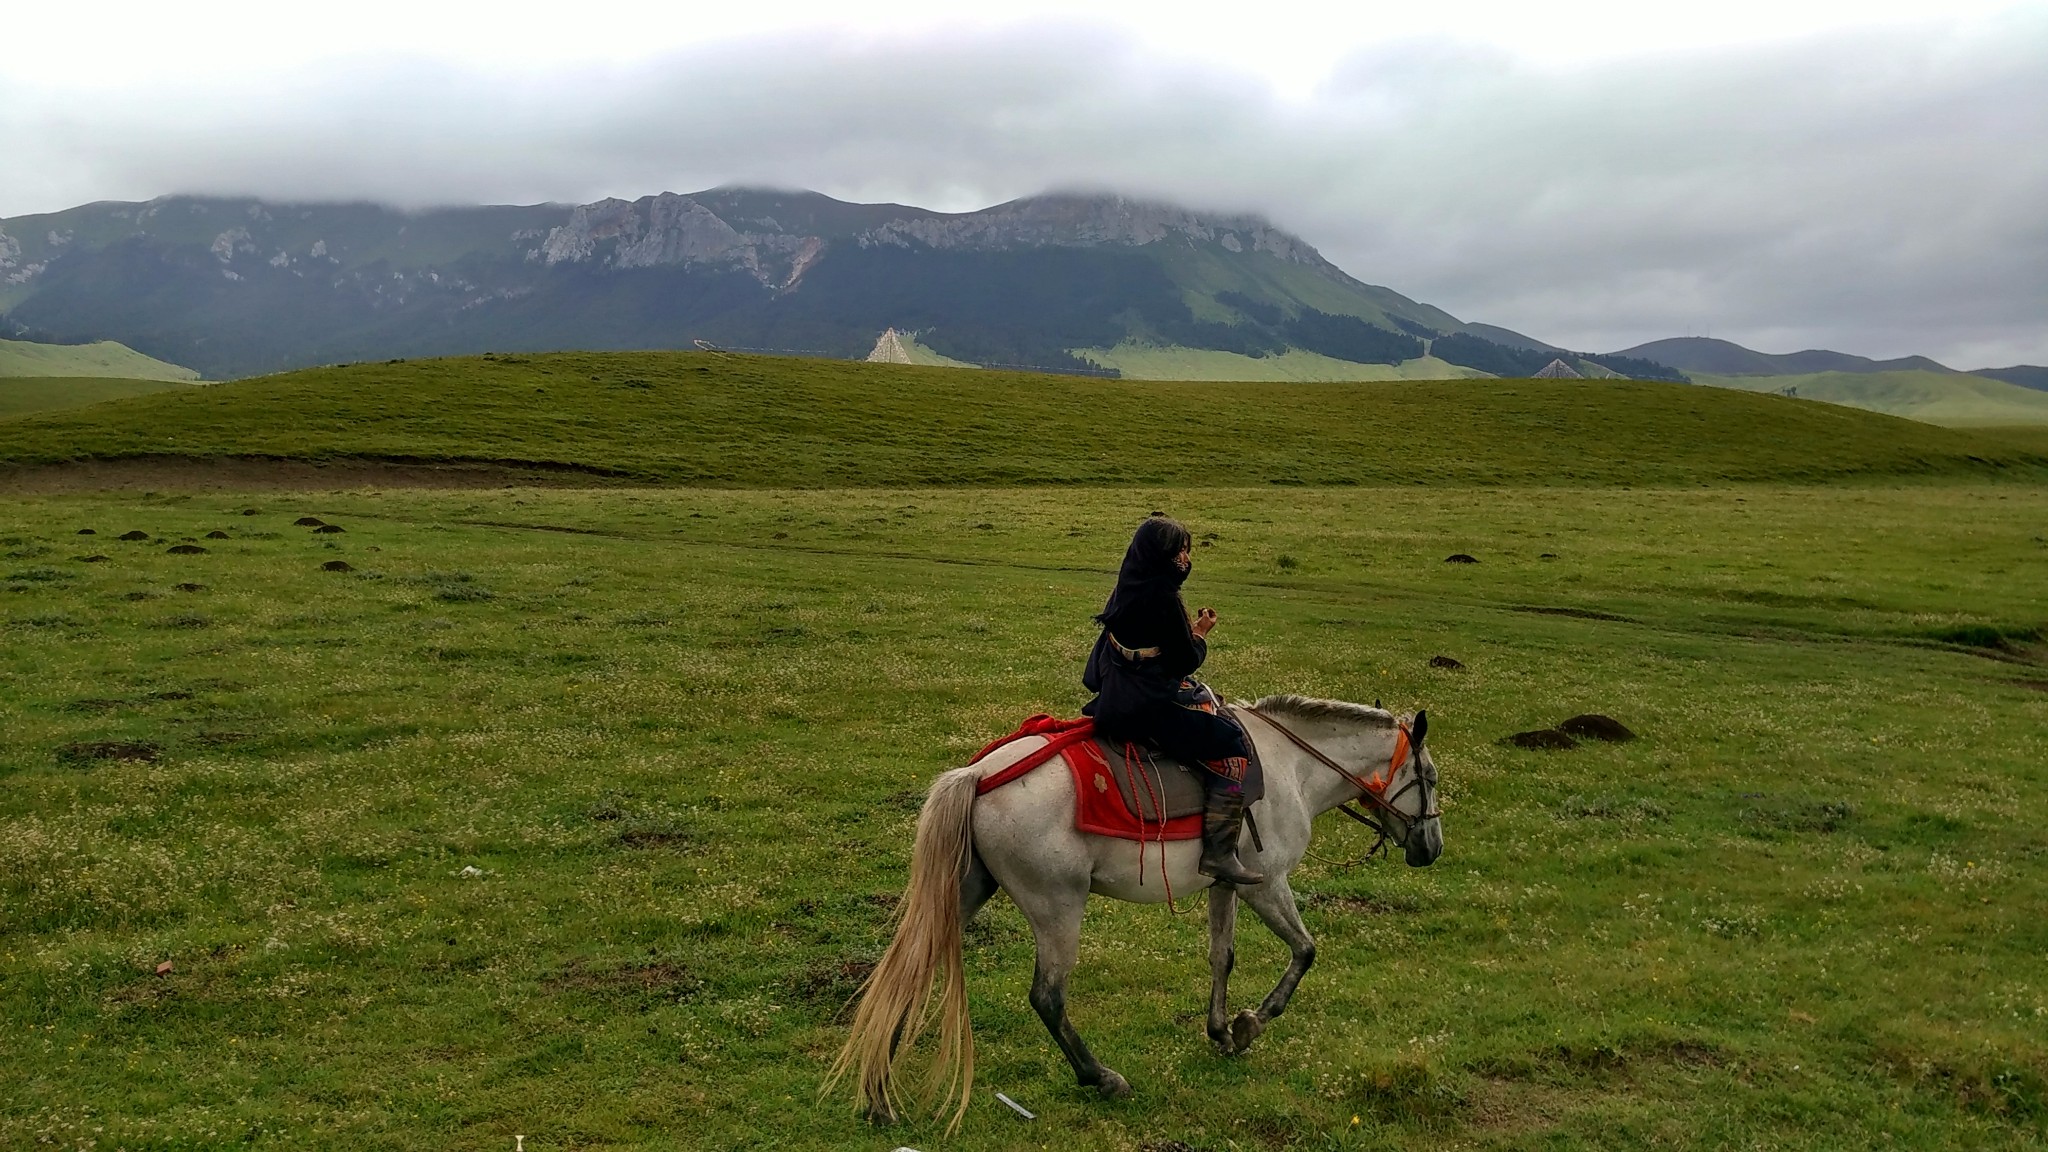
[1405,817,1443,867]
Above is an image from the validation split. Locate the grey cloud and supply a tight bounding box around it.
[3,14,2045,364]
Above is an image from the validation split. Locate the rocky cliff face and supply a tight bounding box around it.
[532,189,1335,290]
[860,193,1326,266]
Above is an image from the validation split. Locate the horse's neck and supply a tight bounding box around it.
[1256,715,1396,815]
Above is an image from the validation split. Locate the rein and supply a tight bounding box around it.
[1239,706,1438,858]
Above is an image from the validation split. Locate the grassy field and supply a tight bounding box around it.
[0,338,201,382]
[3,352,2046,487]
[1969,425,2048,455]
[0,377,202,420]
[3,481,2046,1151]
[1693,370,2048,427]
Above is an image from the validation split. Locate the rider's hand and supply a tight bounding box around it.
[1192,607,1218,638]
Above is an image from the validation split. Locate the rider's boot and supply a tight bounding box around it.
[1197,775,1264,886]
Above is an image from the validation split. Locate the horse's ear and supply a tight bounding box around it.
[1412,710,1428,748]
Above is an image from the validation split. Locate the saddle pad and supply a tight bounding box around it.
[973,713,1242,842]
[1063,739,1203,841]
[1090,730,1266,822]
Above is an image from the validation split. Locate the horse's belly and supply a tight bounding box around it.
[1089,838,1216,903]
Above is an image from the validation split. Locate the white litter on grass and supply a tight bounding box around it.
[455,865,486,879]
[995,1092,1036,1120]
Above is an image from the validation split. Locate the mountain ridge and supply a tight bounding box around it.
[1616,336,1955,377]
[0,187,1619,381]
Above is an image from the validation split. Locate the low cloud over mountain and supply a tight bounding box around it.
[1,11,2043,365]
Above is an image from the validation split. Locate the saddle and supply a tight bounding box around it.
[970,705,1265,843]
[1083,729,1266,823]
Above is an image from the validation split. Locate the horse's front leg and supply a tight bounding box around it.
[1206,886,1238,1053]
[1229,874,1316,1055]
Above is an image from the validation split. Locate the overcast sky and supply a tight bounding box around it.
[4,1,2044,365]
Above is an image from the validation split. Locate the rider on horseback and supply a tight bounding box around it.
[1083,515,1263,886]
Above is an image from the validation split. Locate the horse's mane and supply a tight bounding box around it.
[1248,694,1398,728]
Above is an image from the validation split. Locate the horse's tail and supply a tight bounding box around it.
[824,764,981,1131]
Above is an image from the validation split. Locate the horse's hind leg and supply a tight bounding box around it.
[1011,878,1131,1099]
[961,850,997,924]
[1206,886,1238,1054]
[1229,874,1316,1055]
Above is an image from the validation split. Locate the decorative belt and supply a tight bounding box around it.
[1108,633,1162,661]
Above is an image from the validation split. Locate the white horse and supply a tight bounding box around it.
[826,694,1444,1129]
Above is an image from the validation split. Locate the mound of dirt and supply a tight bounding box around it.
[77,528,95,535]
[118,530,149,541]
[57,740,160,765]
[1559,713,1637,742]
[1429,655,1465,669]
[240,508,259,515]
[1445,553,1479,564]
[78,555,108,563]
[321,560,354,572]
[166,544,207,555]
[313,524,345,534]
[205,530,230,539]
[1502,728,1578,750]
[294,516,326,527]
[174,582,205,592]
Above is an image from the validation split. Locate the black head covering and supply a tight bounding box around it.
[1097,516,1192,626]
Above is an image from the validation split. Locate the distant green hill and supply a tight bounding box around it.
[1975,365,2048,392]
[0,352,2038,487]
[0,376,198,420]
[0,337,200,380]
[1692,369,2048,427]
[1619,336,1953,377]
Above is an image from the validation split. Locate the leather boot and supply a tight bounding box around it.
[1198,788,1264,886]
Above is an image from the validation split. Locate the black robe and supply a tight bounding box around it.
[1082,522,1248,765]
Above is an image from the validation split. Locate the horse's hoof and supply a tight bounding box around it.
[1229,1009,1265,1054]
[864,1100,898,1126]
[1208,1026,1234,1055]
[1094,1069,1133,1099]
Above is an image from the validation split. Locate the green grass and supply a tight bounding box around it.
[0,376,202,420]
[2,351,2045,486]
[1694,370,2048,427]
[2,484,2045,1150]
[0,337,201,381]
[1968,426,2048,454]
[1078,344,1493,382]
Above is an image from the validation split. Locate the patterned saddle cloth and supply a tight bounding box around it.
[1080,730,1266,823]
[971,702,1265,841]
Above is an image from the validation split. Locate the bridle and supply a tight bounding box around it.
[1240,706,1440,857]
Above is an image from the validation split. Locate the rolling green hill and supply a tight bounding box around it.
[1693,370,2048,427]
[0,337,200,380]
[0,377,200,420]
[1620,337,1953,377]
[0,351,2040,487]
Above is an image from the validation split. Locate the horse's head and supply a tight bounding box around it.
[1397,711,1443,868]
[1246,695,1443,867]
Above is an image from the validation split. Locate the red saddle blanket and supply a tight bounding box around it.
[970,714,1204,842]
